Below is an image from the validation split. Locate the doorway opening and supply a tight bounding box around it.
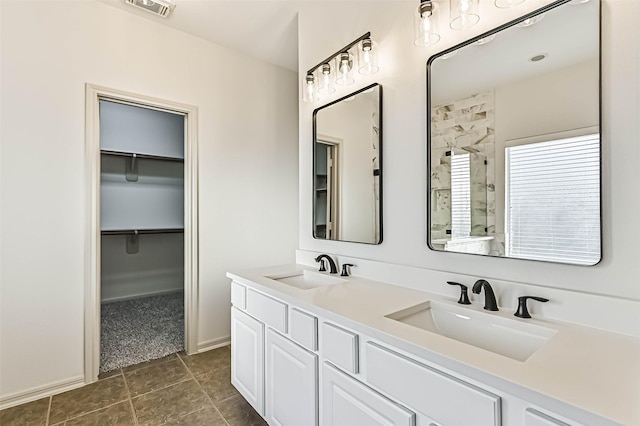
[85,85,199,382]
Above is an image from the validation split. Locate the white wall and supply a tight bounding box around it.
[0,0,298,403]
[298,0,640,302]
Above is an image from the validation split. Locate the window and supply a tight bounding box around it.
[450,153,471,238]
[505,134,600,265]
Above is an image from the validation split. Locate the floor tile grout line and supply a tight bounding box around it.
[176,352,231,426]
[51,399,130,424]
[45,395,52,426]
[121,369,140,425]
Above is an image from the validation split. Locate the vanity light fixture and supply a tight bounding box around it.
[450,0,480,30]
[302,32,379,103]
[124,0,175,17]
[414,1,441,47]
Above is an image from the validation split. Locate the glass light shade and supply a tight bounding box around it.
[335,52,355,86]
[302,72,318,103]
[317,62,336,95]
[358,38,379,75]
[450,0,480,30]
[414,1,440,47]
[516,15,544,27]
[494,0,525,8]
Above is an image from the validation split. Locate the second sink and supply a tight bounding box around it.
[386,300,557,361]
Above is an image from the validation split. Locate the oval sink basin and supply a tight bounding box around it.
[386,300,557,361]
[266,270,347,290]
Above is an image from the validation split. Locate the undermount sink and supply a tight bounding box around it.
[266,270,347,290]
[386,300,557,361]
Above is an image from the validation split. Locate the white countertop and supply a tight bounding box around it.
[227,264,640,426]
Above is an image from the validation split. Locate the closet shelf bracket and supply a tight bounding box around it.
[126,153,138,182]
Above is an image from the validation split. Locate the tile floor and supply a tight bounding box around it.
[0,346,267,426]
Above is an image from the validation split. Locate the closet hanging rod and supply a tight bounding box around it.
[100,149,184,163]
[101,228,184,236]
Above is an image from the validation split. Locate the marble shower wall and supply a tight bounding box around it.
[430,91,504,255]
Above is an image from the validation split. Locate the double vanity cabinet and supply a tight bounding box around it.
[227,266,637,426]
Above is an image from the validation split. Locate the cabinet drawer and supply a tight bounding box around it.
[525,408,571,426]
[365,342,501,426]
[321,322,359,374]
[322,362,415,426]
[290,308,318,351]
[246,289,288,333]
[231,281,246,309]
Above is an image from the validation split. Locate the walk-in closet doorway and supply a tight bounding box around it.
[84,85,199,383]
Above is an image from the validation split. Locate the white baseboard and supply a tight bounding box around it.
[0,376,85,411]
[101,268,183,302]
[101,288,183,304]
[197,336,230,354]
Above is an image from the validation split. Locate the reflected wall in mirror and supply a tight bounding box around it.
[313,83,382,244]
[427,0,600,265]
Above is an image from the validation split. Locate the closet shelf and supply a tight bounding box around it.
[101,228,184,236]
[101,149,184,163]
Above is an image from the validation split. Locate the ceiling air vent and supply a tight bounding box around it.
[124,0,175,18]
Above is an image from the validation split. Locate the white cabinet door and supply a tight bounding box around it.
[231,307,265,416]
[266,328,318,426]
[322,362,415,426]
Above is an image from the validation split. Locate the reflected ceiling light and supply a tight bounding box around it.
[450,0,480,30]
[474,34,496,45]
[124,0,175,17]
[529,53,548,62]
[414,1,441,47]
[440,50,458,59]
[569,0,590,4]
[516,15,544,27]
[495,0,526,8]
[302,32,379,103]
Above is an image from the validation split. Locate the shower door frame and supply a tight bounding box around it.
[84,84,199,383]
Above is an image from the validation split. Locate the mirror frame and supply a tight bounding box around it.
[312,83,383,245]
[425,0,602,265]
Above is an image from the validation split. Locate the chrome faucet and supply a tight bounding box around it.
[472,279,499,311]
[314,254,338,274]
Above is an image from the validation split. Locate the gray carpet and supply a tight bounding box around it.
[100,292,184,373]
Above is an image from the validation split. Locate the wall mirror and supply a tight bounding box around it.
[427,0,600,265]
[313,83,382,244]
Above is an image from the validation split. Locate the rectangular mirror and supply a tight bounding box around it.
[427,0,600,265]
[313,83,382,244]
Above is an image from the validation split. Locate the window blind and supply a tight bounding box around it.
[450,153,471,238]
[505,134,600,265]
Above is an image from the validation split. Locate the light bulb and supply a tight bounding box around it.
[336,52,355,85]
[318,63,335,95]
[302,73,317,103]
[358,38,379,75]
[414,1,440,47]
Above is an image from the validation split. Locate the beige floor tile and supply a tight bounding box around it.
[216,394,267,426]
[163,407,227,425]
[49,376,128,424]
[64,401,135,426]
[98,369,122,380]
[179,346,231,377]
[125,357,191,397]
[196,365,238,403]
[0,397,49,426]
[131,379,212,425]
[121,353,179,374]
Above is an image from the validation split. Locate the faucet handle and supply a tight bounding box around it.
[317,259,327,272]
[514,296,549,319]
[340,264,355,277]
[446,281,471,305]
